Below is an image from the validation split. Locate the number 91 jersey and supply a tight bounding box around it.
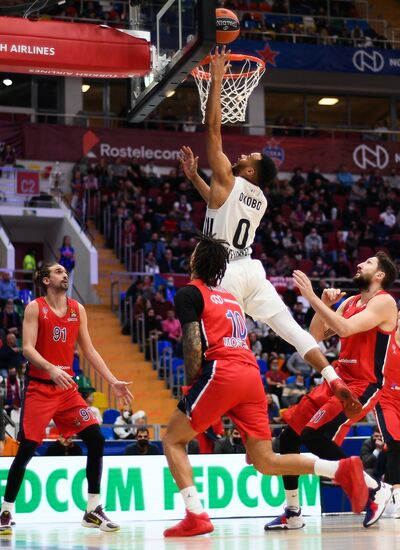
[28,296,81,380]
[190,279,256,365]
[203,176,267,261]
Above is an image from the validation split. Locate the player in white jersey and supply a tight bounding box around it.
[180,46,361,418]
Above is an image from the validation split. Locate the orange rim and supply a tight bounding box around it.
[191,53,265,80]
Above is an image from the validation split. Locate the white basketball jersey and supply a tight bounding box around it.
[203,176,267,261]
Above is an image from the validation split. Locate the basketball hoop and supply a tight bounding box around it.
[192,53,265,124]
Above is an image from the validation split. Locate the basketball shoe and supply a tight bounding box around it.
[334,456,368,514]
[81,505,120,532]
[264,507,305,530]
[164,510,214,537]
[0,511,13,535]
[363,481,392,527]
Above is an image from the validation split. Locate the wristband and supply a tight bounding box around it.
[321,365,340,385]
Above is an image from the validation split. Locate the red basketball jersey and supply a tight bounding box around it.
[28,296,80,380]
[335,291,394,386]
[381,332,400,397]
[189,279,256,364]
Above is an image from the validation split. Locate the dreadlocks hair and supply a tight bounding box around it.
[191,233,229,287]
[34,261,59,293]
[254,154,277,186]
[375,251,398,289]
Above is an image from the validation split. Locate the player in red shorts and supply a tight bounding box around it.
[162,234,369,538]
[265,253,397,531]
[0,262,132,535]
[374,310,400,519]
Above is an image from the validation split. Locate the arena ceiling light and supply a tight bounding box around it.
[2,79,13,86]
[164,90,176,98]
[82,84,91,93]
[318,97,339,106]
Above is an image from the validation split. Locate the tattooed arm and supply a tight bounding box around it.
[182,322,203,385]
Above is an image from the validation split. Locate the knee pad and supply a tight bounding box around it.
[279,426,301,455]
[79,424,105,454]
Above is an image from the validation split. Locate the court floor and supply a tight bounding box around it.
[1,515,400,550]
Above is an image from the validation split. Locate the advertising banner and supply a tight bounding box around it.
[16,171,40,195]
[0,455,320,523]
[234,39,400,76]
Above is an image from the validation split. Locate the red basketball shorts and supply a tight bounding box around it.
[20,380,99,443]
[282,379,380,446]
[179,359,271,441]
[375,390,400,442]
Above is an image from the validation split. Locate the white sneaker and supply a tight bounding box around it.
[81,505,120,532]
[264,507,305,530]
[393,490,400,519]
[363,481,393,528]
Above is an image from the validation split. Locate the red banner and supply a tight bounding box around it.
[16,171,40,195]
[0,18,150,78]
[20,124,400,174]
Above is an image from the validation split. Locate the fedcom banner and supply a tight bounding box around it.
[0,455,320,523]
[234,40,400,76]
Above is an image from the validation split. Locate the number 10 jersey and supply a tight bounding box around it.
[203,176,267,261]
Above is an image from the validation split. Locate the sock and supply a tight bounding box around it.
[363,472,379,490]
[285,489,300,511]
[314,458,339,479]
[1,501,14,514]
[87,493,100,512]
[180,486,203,515]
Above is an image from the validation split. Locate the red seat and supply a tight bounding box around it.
[252,242,264,258]
[334,195,348,210]
[325,232,338,251]
[281,204,292,220]
[297,259,314,274]
[358,246,374,261]
[366,207,380,224]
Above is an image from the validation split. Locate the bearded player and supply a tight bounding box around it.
[0,263,133,535]
[264,253,397,531]
[180,46,361,425]
[162,233,368,537]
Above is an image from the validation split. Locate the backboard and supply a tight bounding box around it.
[128,0,217,123]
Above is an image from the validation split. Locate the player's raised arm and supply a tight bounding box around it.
[205,46,235,190]
[77,304,133,405]
[309,288,348,341]
[180,146,210,203]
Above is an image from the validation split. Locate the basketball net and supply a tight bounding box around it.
[192,54,265,124]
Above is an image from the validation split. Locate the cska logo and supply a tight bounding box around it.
[42,307,48,320]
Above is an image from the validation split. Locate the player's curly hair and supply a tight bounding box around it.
[191,233,229,287]
[375,251,398,289]
[35,261,59,293]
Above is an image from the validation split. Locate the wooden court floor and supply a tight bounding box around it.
[1,515,400,550]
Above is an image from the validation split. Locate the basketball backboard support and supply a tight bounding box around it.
[128,0,217,123]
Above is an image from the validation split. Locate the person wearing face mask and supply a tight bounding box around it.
[124,428,160,455]
[214,427,246,454]
[281,375,307,408]
[113,408,136,440]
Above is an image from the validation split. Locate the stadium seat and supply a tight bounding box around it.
[286,375,296,385]
[366,207,380,223]
[100,426,114,439]
[73,374,95,392]
[92,391,109,413]
[102,408,120,425]
[297,259,314,273]
[358,246,373,261]
[257,359,268,375]
[19,289,33,305]
[157,340,173,355]
[355,425,373,437]
[72,354,82,376]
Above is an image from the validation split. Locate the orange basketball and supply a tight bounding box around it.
[216,8,240,44]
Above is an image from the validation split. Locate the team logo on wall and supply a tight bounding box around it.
[353,144,389,170]
[352,50,384,73]
[256,44,280,67]
[262,139,285,167]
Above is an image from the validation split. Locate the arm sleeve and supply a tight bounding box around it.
[174,286,204,325]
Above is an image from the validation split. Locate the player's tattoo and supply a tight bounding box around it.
[182,322,202,385]
[323,328,336,339]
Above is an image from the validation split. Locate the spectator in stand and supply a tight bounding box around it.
[182,116,197,133]
[304,227,323,260]
[266,356,286,400]
[124,427,160,456]
[151,291,173,320]
[292,301,307,328]
[345,230,360,261]
[313,256,330,277]
[266,393,281,424]
[350,178,367,208]
[249,332,262,359]
[336,164,354,188]
[162,309,182,355]
[275,254,294,276]
[58,235,75,298]
[179,212,197,239]
[22,249,36,280]
[144,233,166,261]
[281,374,307,408]
[4,366,21,417]
[113,408,136,440]
[380,205,397,229]
[0,272,19,307]
[360,427,386,479]
[165,277,177,303]
[144,252,160,275]
[290,167,305,188]
[289,203,306,230]
[282,229,302,257]
[84,170,98,194]
[0,300,22,339]
[144,308,163,352]
[307,164,330,186]
[331,253,352,279]
[45,435,83,457]
[286,351,312,377]
[214,426,246,454]
[387,169,400,191]
[0,144,16,175]
[0,334,24,379]
[80,391,103,424]
[141,161,161,185]
[158,249,179,273]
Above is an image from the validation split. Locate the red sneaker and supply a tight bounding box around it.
[334,456,368,514]
[164,510,214,537]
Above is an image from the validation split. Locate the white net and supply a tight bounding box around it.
[192,55,265,124]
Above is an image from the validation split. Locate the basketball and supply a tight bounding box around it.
[216,8,240,44]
